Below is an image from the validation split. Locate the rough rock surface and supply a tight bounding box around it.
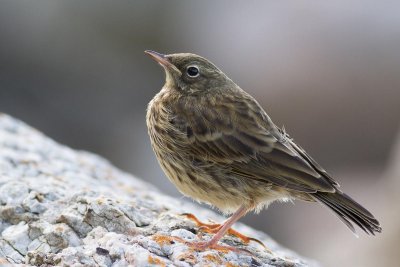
[0,113,319,267]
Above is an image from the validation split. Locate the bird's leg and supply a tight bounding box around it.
[203,205,248,247]
[182,207,266,248]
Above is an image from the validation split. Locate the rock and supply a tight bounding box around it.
[0,113,319,266]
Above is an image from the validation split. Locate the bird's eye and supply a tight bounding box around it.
[186,66,199,77]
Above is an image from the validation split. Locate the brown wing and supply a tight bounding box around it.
[173,91,337,193]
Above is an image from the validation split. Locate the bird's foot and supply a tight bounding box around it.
[181,213,267,249]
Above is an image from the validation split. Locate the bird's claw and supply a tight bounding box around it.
[181,213,268,251]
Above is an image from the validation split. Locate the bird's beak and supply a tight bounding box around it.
[145,50,182,79]
[145,50,173,68]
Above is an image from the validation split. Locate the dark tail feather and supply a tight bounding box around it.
[313,191,382,235]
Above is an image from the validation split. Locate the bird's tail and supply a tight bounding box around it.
[313,191,382,235]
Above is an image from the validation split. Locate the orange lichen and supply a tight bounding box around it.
[147,255,166,267]
[176,252,197,265]
[152,234,183,246]
[203,253,223,264]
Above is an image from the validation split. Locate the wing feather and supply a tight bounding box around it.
[173,92,337,193]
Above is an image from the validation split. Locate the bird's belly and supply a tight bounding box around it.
[153,147,288,213]
[153,153,227,209]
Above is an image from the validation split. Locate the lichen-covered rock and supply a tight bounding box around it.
[0,113,319,266]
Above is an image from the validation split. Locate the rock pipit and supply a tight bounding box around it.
[145,50,381,251]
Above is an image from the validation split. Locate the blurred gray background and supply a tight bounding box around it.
[1,1,399,266]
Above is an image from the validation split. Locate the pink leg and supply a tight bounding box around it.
[206,205,248,247]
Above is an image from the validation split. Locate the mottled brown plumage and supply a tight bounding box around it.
[145,51,381,249]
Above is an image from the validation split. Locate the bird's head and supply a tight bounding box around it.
[145,50,233,94]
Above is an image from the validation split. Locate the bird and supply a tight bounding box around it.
[144,50,382,251]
